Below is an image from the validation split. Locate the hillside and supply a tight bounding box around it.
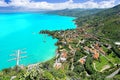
[0,4,120,80]
[46,8,104,17]
[75,4,120,41]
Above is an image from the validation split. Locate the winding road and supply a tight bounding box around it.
[106,67,120,78]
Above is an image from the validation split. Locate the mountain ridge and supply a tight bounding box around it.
[75,4,120,41]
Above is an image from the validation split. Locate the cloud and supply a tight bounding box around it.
[0,0,119,10]
[0,0,8,7]
[98,0,116,8]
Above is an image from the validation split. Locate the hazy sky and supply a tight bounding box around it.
[0,0,120,10]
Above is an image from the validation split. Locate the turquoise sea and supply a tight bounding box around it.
[0,12,76,70]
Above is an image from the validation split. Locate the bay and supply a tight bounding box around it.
[0,12,76,70]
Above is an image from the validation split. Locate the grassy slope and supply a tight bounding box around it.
[75,4,120,41]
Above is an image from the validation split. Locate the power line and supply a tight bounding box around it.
[8,49,27,66]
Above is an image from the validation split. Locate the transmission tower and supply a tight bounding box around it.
[8,49,27,66]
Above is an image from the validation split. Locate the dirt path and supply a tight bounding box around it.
[100,65,110,72]
[93,62,98,71]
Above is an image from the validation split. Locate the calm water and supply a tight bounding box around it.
[0,12,76,70]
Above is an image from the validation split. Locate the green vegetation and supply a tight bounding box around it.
[0,4,120,80]
[94,55,111,71]
[85,54,96,74]
[47,8,104,17]
[75,4,120,41]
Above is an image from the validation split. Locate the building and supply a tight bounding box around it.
[79,58,86,64]
[79,56,87,64]
[60,51,67,62]
[115,42,120,46]
[93,52,99,60]
[53,63,62,69]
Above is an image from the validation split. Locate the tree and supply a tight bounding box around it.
[84,54,96,74]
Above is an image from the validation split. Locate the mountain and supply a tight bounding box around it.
[46,8,104,17]
[0,4,120,80]
[0,6,18,12]
[0,6,48,12]
[75,4,120,41]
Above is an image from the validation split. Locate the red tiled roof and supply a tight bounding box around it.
[61,52,67,58]
[79,58,85,64]
[93,52,99,60]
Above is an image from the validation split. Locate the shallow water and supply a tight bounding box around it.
[0,12,76,70]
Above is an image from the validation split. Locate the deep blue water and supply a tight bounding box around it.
[0,13,76,70]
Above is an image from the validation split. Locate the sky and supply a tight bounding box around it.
[0,0,120,10]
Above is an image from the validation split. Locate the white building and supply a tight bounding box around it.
[115,42,120,46]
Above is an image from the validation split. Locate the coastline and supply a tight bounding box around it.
[26,19,78,70]
[0,4,120,79]
[0,13,76,70]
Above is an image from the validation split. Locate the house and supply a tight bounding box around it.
[61,52,67,58]
[94,43,106,55]
[115,42,120,48]
[60,57,66,62]
[89,48,100,59]
[115,42,120,46]
[79,56,87,64]
[60,51,67,62]
[53,62,62,69]
[79,58,86,64]
[93,52,99,60]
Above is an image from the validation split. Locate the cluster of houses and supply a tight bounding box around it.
[53,49,68,69]
[78,42,107,64]
[52,27,112,69]
[53,40,108,69]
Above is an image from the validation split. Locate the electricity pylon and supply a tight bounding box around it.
[8,49,27,66]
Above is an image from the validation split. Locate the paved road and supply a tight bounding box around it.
[106,67,120,78]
